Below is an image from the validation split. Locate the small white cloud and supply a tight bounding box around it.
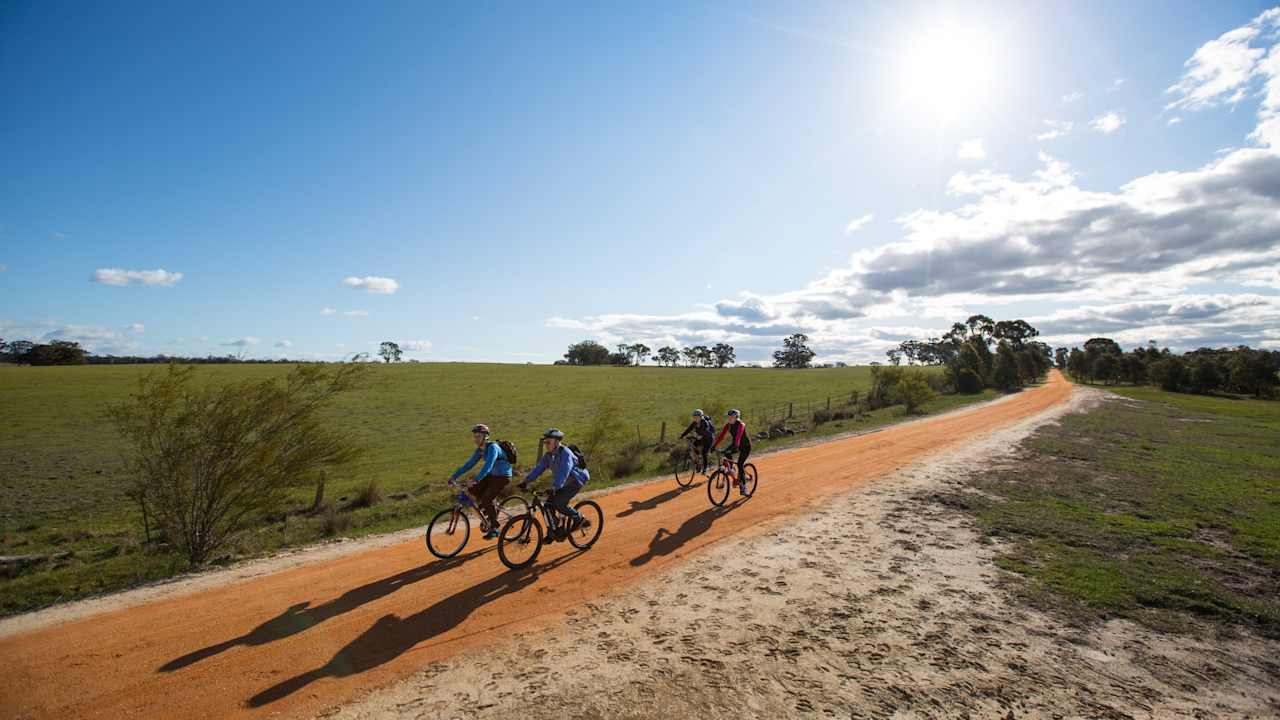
[470,315,481,321]
[343,275,399,294]
[401,340,432,352]
[1091,111,1126,134]
[321,307,337,316]
[1110,77,1126,90]
[92,268,183,287]
[0,263,7,272]
[1062,91,1084,103]
[1036,119,1074,141]
[956,139,986,159]
[1167,116,1183,126]
[275,340,292,348]
[343,310,369,317]
[844,213,875,234]
[222,337,259,347]
[127,323,145,333]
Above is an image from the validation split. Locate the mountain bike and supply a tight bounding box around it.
[497,488,604,570]
[673,437,710,488]
[707,449,757,507]
[425,479,530,559]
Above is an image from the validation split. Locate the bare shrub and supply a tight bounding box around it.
[108,363,365,565]
[350,479,382,509]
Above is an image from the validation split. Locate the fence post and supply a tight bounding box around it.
[826,397,831,412]
[636,425,643,444]
[660,421,666,443]
[788,402,794,418]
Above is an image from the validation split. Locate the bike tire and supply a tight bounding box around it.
[674,454,694,488]
[426,508,470,559]
[707,470,730,507]
[741,463,758,498]
[567,500,604,549]
[498,494,530,518]
[498,514,543,570]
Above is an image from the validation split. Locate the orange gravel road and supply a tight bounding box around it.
[2,372,1072,720]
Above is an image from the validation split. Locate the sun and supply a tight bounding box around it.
[893,21,1002,124]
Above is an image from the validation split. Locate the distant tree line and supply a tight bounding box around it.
[561,340,738,367]
[885,315,1053,393]
[0,339,89,365]
[1061,340,1279,398]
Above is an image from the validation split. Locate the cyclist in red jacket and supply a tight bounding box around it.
[711,409,751,495]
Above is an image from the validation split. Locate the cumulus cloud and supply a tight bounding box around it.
[343,310,369,317]
[844,213,875,234]
[127,323,145,333]
[401,340,433,352]
[1036,119,1074,141]
[1062,91,1084,103]
[956,139,986,159]
[42,325,138,355]
[343,275,399,294]
[92,268,183,287]
[275,340,292,348]
[222,337,259,347]
[321,307,337,316]
[1091,111,1126,133]
[1167,117,1183,126]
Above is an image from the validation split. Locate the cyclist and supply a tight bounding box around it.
[519,428,589,536]
[678,409,715,473]
[711,409,752,495]
[448,423,513,539]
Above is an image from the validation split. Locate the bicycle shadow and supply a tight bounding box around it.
[629,496,747,568]
[159,546,493,673]
[247,549,585,708]
[615,483,697,518]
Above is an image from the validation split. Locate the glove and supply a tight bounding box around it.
[517,482,529,492]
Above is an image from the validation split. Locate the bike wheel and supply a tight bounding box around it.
[741,463,758,498]
[674,454,694,488]
[567,500,604,549]
[498,514,543,570]
[707,470,730,507]
[498,493,530,520]
[426,508,470,559]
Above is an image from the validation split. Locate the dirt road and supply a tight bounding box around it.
[2,373,1072,720]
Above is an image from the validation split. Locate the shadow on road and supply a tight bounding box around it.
[247,548,584,708]
[615,483,697,518]
[159,546,493,673]
[629,497,745,568]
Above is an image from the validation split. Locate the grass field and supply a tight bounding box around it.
[0,362,988,614]
[959,384,1280,638]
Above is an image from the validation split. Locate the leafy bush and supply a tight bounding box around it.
[951,367,984,394]
[1148,357,1185,392]
[318,503,352,537]
[868,366,906,409]
[891,371,936,414]
[108,363,365,565]
[608,440,648,478]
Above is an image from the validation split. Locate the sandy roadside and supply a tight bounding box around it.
[326,386,1280,720]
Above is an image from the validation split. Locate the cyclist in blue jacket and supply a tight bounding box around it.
[449,423,513,539]
[519,428,590,535]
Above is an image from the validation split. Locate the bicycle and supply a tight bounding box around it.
[706,448,757,507]
[497,487,604,570]
[425,479,530,559]
[673,437,711,488]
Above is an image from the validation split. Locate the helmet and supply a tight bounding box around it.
[691,409,704,417]
[471,423,490,435]
[727,409,741,418]
[542,428,565,440]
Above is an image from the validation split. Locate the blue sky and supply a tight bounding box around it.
[2,1,1278,362]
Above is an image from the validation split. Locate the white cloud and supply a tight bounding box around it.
[1167,116,1183,126]
[127,323,145,333]
[0,264,7,272]
[321,307,337,316]
[1036,119,1074,141]
[1091,111,1126,133]
[401,340,433,352]
[956,139,986,159]
[1111,77,1126,90]
[844,213,875,234]
[1062,91,1084,103]
[42,325,138,354]
[92,268,183,287]
[275,340,292,348]
[343,310,369,317]
[343,275,399,294]
[222,337,259,347]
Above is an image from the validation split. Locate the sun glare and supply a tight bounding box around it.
[894,22,1002,124]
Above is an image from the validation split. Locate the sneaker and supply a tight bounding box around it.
[738,481,748,496]
[570,515,584,532]
[483,529,499,540]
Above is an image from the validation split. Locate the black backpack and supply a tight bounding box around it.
[700,416,717,436]
[566,443,587,470]
[490,439,517,465]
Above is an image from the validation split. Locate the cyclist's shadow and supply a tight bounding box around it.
[247,549,585,708]
[629,497,745,568]
[615,484,696,518]
[160,547,493,673]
